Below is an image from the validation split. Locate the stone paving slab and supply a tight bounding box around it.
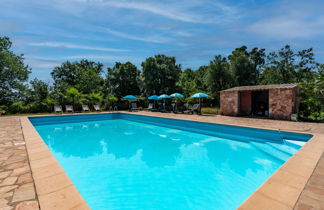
[0,117,39,210]
[294,152,324,209]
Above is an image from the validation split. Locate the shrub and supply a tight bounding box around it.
[0,105,7,115]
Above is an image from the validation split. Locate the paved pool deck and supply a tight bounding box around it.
[0,112,323,209]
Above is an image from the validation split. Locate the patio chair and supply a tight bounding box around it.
[179,104,188,113]
[158,104,167,112]
[65,105,74,113]
[171,103,178,113]
[54,105,63,113]
[184,104,201,114]
[93,105,101,111]
[148,103,158,112]
[192,104,201,114]
[131,103,139,111]
[82,105,90,112]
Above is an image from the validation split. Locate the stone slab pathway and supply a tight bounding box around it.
[0,117,39,210]
[295,152,324,209]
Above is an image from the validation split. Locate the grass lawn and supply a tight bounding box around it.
[201,107,220,115]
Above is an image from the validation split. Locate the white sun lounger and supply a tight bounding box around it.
[93,104,100,111]
[54,105,62,113]
[65,105,74,113]
[82,105,90,112]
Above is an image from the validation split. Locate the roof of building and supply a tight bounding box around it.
[220,83,298,92]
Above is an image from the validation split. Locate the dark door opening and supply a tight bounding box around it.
[252,90,269,117]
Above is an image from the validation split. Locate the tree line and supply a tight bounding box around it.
[0,36,323,121]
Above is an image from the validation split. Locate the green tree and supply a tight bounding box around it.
[228,46,256,86]
[249,47,266,84]
[296,48,317,82]
[0,36,30,105]
[299,64,324,121]
[25,79,53,112]
[65,87,82,109]
[141,55,181,95]
[51,59,104,94]
[179,68,197,96]
[194,66,209,93]
[27,79,50,103]
[105,62,140,98]
[84,93,103,106]
[207,55,233,98]
[260,45,317,84]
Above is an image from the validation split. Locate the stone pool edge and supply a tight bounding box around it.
[20,116,90,210]
[21,112,324,209]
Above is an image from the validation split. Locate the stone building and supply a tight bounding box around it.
[220,84,299,120]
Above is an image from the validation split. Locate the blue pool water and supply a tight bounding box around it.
[30,113,312,210]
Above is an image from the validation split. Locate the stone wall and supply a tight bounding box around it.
[269,88,296,120]
[220,91,239,115]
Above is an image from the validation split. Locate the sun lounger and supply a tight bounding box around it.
[131,103,139,111]
[148,103,154,110]
[184,104,201,114]
[158,104,167,112]
[54,105,62,113]
[93,105,100,111]
[65,105,74,113]
[148,103,158,112]
[82,105,90,112]
[171,103,177,113]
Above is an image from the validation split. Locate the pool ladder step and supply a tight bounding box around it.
[250,142,292,163]
[265,142,297,156]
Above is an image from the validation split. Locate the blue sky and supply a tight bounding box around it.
[1,0,324,81]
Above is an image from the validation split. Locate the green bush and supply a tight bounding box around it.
[9,101,28,113]
[0,105,7,115]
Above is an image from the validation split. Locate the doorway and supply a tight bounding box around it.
[252,90,269,117]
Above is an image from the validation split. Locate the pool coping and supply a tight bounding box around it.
[20,112,324,209]
[20,117,90,210]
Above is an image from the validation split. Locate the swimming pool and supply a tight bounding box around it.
[29,113,312,209]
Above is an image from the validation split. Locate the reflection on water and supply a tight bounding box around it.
[35,119,288,210]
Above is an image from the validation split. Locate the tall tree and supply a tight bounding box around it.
[228,47,257,86]
[105,62,140,98]
[141,55,181,95]
[249,47,266,84]
[207,55,233,98]
[260,45,317,84]
[194,66,209,93]
[296,48,317,82]
[0,36,30,105]
[51,59,104,94]
[25,79,53,112]
[179,68,197,96]
[26,79,50,103]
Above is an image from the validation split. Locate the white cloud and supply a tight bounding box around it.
[65,54,141,62]
[69,0,238,24]
[249,16,324,39]
[25,57,62,69]
[100,1,201,23]
[28,42,128,52]
[105,28,171,43]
